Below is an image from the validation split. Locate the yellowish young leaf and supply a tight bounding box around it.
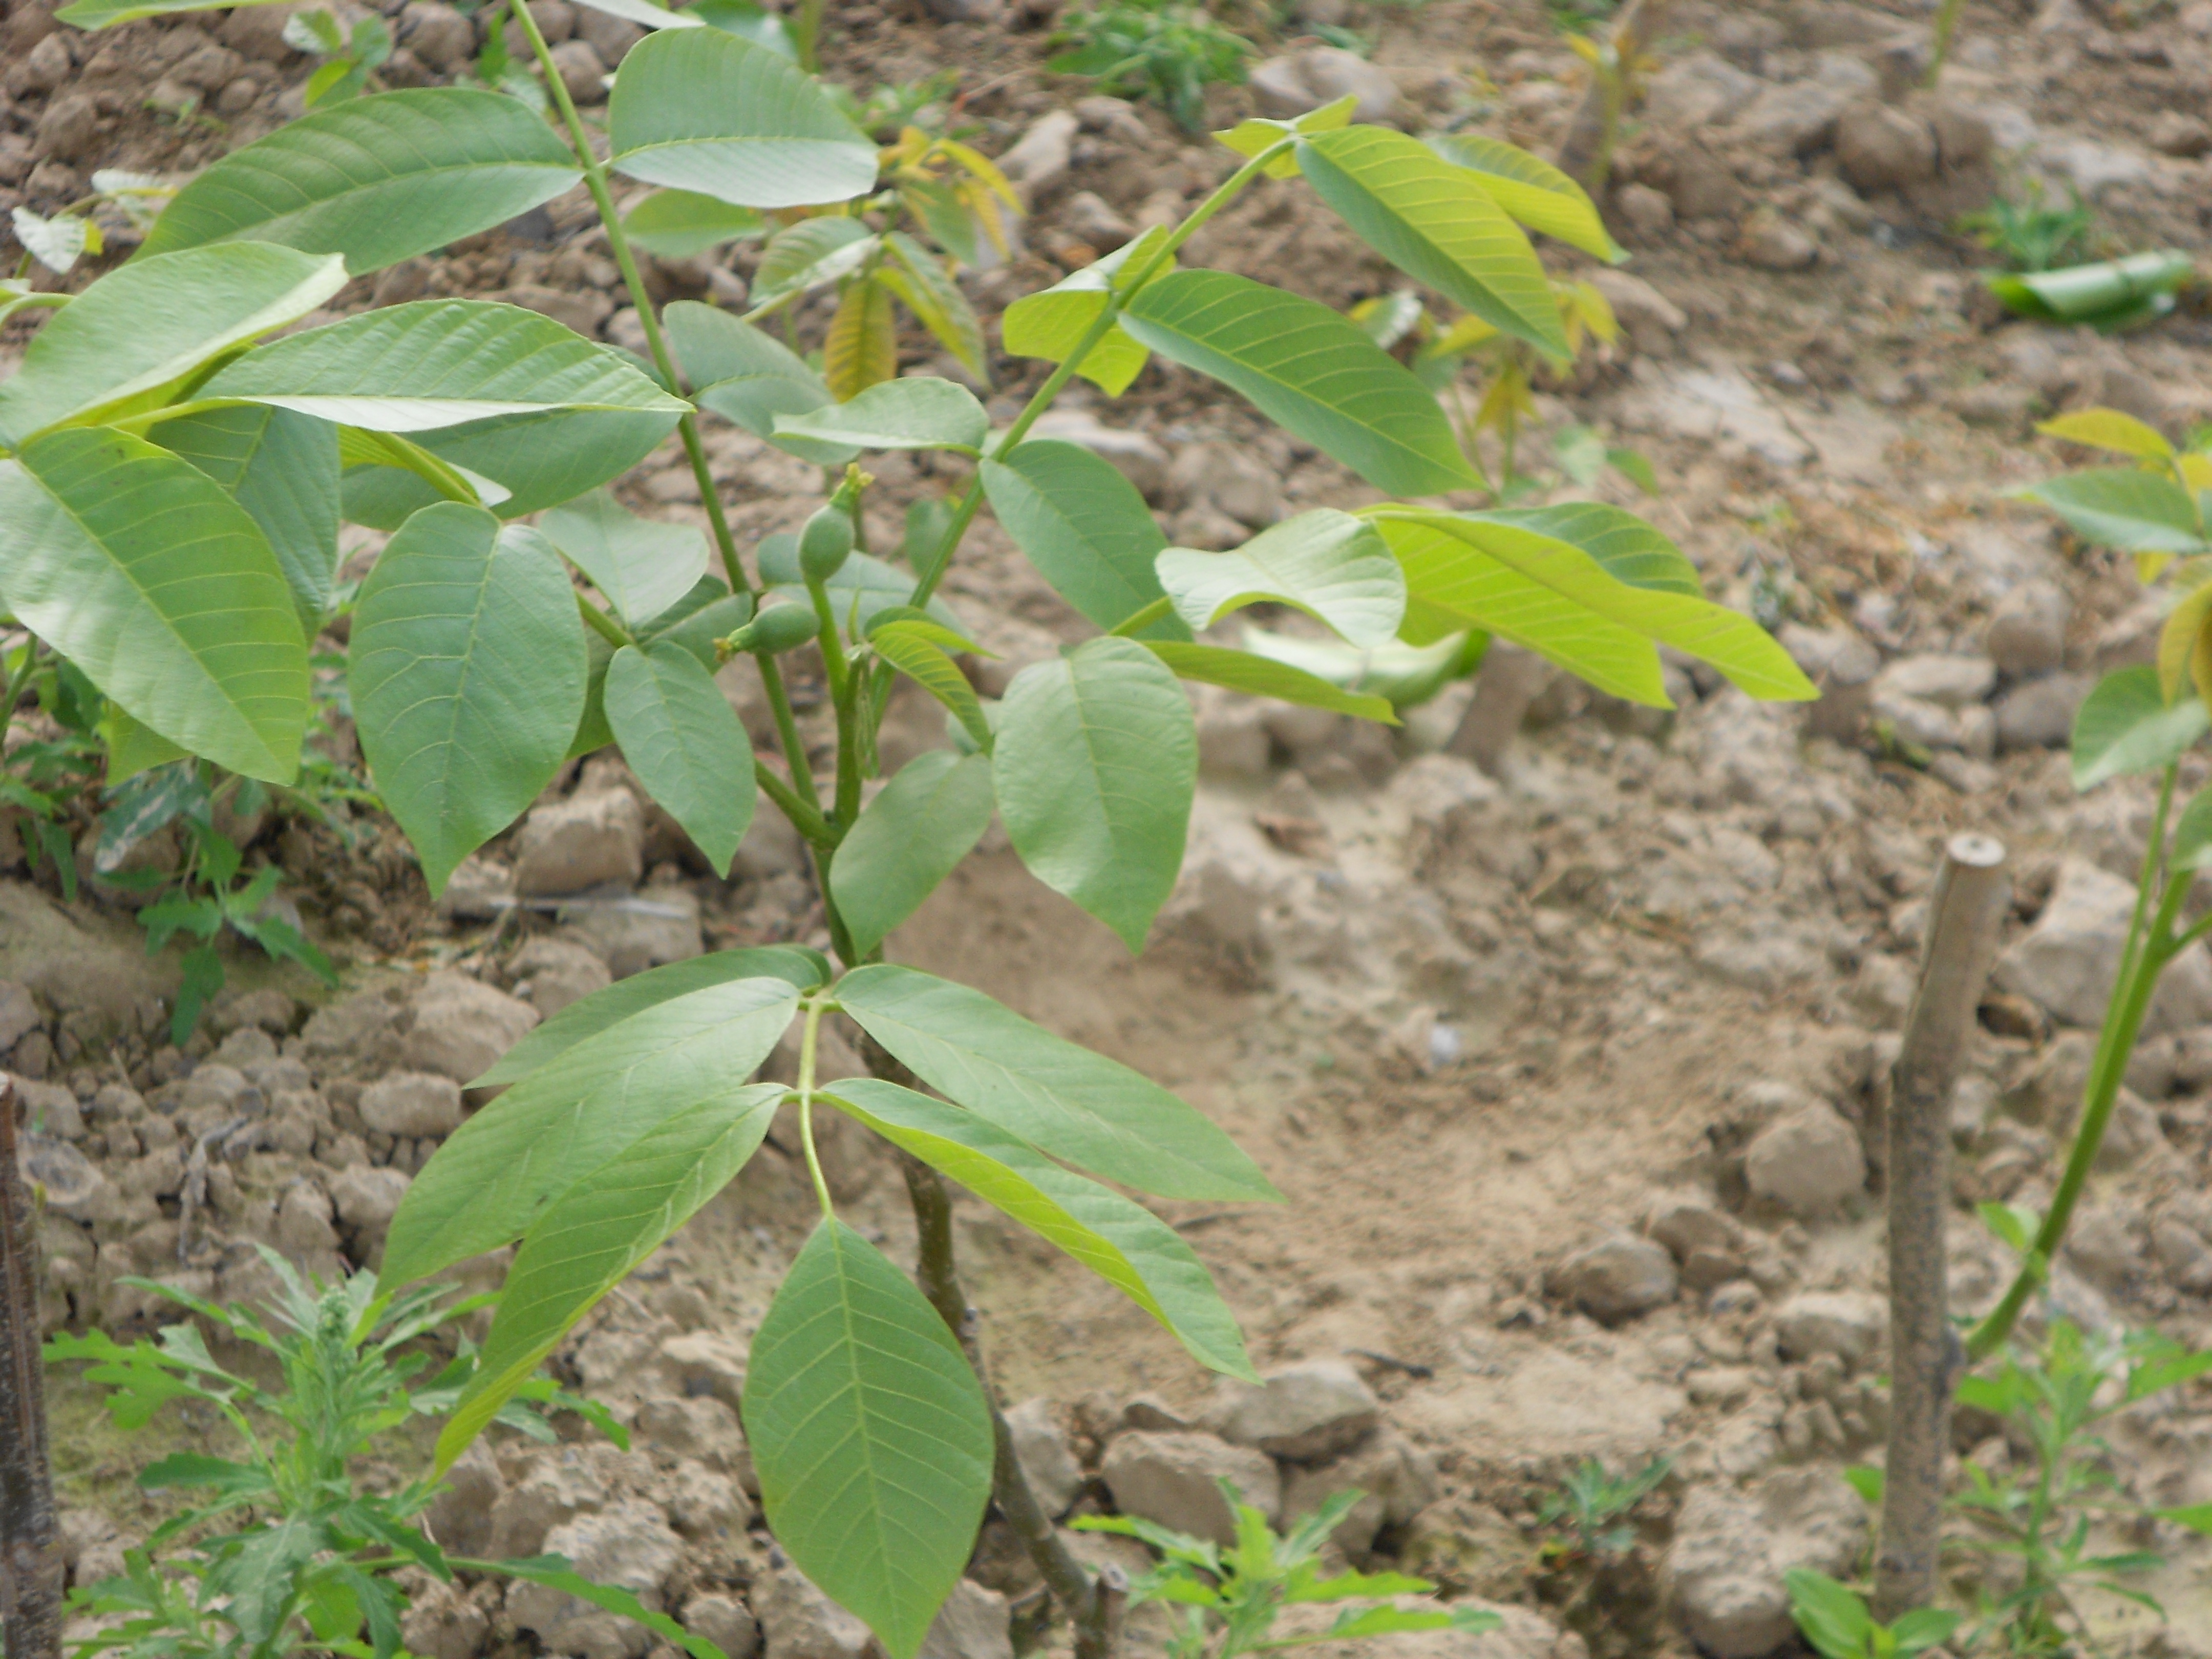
[824,275,897,401]
[2038,407,2174,461]
[2157,579,2212,707]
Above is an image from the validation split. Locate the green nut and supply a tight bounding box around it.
[729,603,822,656]
[797,504,855,585]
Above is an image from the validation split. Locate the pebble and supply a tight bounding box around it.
[1210,1359,1379,1461]
[1100,1431,1280,1545]
[1744,1101,1865,1217]
[1546,1233,1679,1323]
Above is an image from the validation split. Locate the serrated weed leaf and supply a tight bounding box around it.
[382,976,798,1285]
[743,1219,993,1659]
[836,964,1280,1202]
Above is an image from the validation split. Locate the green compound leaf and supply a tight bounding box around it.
[1156,509,1406,647]
[381,975,799,1285]
[1426,131,1622,263]
[134,89,582,275]
[540,488,711,629]
[603,641,754,877]
[1298,126,1569,359]
[346,506,586,893]
[2071,665,2211,789]
[998,228,1167,397]
[2015,466,2206,555]
[608,28,879,209]
[743,1218,994,1659]
[1122,269,1477,498]
[772,376,988,453]
[0,427,308,783]
[621,188,767,260]
[868,623,993,751]
[0,244,346,447]
[340,408,682,525]
[993,636,1195,952]
[837,963,1280,1202]
[828,750,994,955]
[199,299,691,433]
[480,947,831,1087]
[1144,641,1397,723]
[981,440,1188,639]
[150,403,341,631]
[437,1081,783,1472]
[825,1077,1254,1378]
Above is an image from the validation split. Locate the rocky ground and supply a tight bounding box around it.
[9,0,2212,1653]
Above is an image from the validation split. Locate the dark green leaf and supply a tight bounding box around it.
[621,188,768,259]
[772,376,987,452]
[541,488,711,628]
[981,440,1188,637]
[604,641,754,876]
[828,751,993,954]
[150,403,341,629]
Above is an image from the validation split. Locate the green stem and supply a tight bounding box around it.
[1967,868,2192,1360]
[758,655,823,816]
[0,637,43,757]
[806,578,852,709]
[753,759,831,846]
[1926,0,1965,87]
[575,594,632,650]
[1108,595,1173,637]
[795,997,834,1217]
[907,136,1294,613]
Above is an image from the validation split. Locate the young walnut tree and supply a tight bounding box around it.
[0,5,1816,1653]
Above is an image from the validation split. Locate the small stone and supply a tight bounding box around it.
[918,1580,1012,1659]
[997,110,1077,201]
[32,93,100,164]
[1744,1101,1865,1216]
[1835,100,1937,192]
[358,1071,463,1138]
[424,1441,503,1558]
[2149,110,2211,158]
[1615,182,1674,239]
[403,970,539,1084]
[669,1462,750,1539]
[1546,1233,1678,1323]
[1872,652,1996,708]
[488,1457,609,1558]
[438,854,514,920]
[573,6,644,63]
[515,791,647,896]
[659,1329,749,1410]
[1005,1397,1083,1516]
[1773,1291,1886,1366]
[327,1164,411,1242]
[1996,859,2212,1031]
[11,34,71,95]
[756,1563,872,1659]
[1985,579,2071,676]
[400,1,476,70]
[0,981,40,1051]
[1665,1469,1868,1659]
[2152,1216,2212,1293]
[549,37,607,104]
[1100,1431,1281,1546]
[508,1500,683,1659]
[402,1582,490,1659]
[222,1,305,61]
[1169,439,1283,529]
[558,885,703,979]
[682,1595,761,1659]
[1210,1360,1379,1462]
[1249,49,1400,124]
[633,1396,745,1470]
[1278,1428,1437,1558]
[1735,208,1818,270]
[1994,673,2090,752]
[1060,190,1134,251]
[509,935,612,1019]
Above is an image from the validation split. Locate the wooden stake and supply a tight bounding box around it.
[1,1075,62,1659]
[1873,834,2008,1623]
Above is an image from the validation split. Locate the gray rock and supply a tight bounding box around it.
[1168,440,1282,530]
[572,5,643,63]
[1994,672,2090,751]
[756,1563,873,1659]
[16,1079,80,1140]
[633,1396,745,1471]
[549,37,607,103]
[358,1071,463,1138]
[401,1582,490,1659]
[515,790,646,897]
[489,1455,608,1559]
[438,854,514,921]
[1735,209,1818,271]
[1061,190,1135,251]
[424,1441,503,1559]
[32,93,100,163]
[659,1329,749,1410]
[1614,182,1675,239]
[1835,100,1937,192]
[1731,76,1854,155]
[667,1461,751,1539]
[1005,1397,1083,1516]
[509,936,612,1019]
[403,970,538,1084]
[1995,858,2212,1032]
[2152,1216,2212,1293]
[1250,48,1399,125]
[997,109,1077,201]
[918,1580,1013,1659]
[1546,1234,1678,1324]
[1212,1360,1379,1461]
[682,1595,761,1659]
[1101,1431,1281,1545]
[1773,1291,1886,1366]
[399,0,475,69]
[1745,1101,1864,1216]
[1871,652,1996,709]
[327,1165,410,1242]
[1646,51,1762,129]
[558,885,704,979]
[1986,579,2071,676]
[1667,1471,1866,1658]
[1279,1428,1438,1558]
[0,980,40,1050]
[508,1499,684,1659]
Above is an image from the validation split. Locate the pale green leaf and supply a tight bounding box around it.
[869,624,992,750]
[828,751,993,955]
[1242,624,1476,710]
[742,1218,993,1659]
[0,426,309,782]
[1298,126,1568,358]
[135,89,582,274]
[540,488,710,628]
[200,299,691,432]
[347,506,586,892]
[1156,509,1405,647]
[2016,467,2206,554]
[2037,407,2174,460]
[665,301,847,458]
[1144,641,1397,723]
[998,228,1166,396]
[381,976,800,1284]
[569,0,705,29]
[151,403,341,628]
[0,244,346,446]
[837,963,1279,1201]
[338,408,681,525]
[749,217,877,310]
[604,641,754,876]
[981,440,1188,637]
[482,946,829,1086]
[1426,131,1621,263]
[826,1077,1253,1377]
[2071,665,2211,789]
[993,636,1195,952]
[1213,94,1354,178]
[437,1081,782,1470]
[59,0,282,25]
[1122,269,1477,497]
[772,377,987,452]
[2173,786,2212,871]
[620,188,766,258]
[608,29,878,209]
